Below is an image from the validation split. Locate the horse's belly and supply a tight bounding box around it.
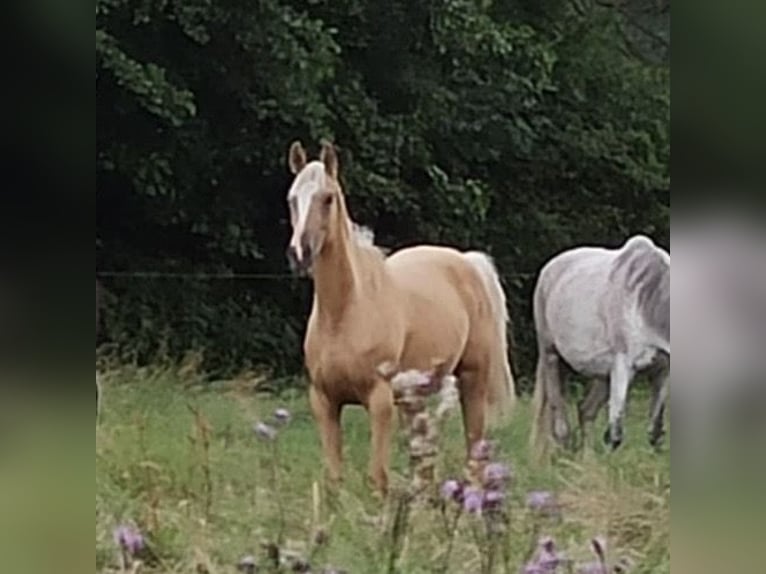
[396,324,466,373]
[548,304,613,376]
[558,345,614,376]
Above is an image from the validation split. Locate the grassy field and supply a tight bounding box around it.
[96,366,670,574]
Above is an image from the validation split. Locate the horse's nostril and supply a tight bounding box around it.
[286,246,301,270]
[301,238,313,261]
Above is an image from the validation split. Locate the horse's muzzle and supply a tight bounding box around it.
[286,245,312,276]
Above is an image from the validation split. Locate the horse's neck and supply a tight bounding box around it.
[312,216,364,326]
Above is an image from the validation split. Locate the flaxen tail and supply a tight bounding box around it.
[463,251,517,421]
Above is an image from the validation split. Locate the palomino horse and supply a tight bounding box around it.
[531,235,670,451]
[285,140,516,493]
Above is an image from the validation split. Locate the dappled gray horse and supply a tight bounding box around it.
[531,235,670,450]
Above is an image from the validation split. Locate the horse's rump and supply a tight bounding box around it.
[386,245,515,415]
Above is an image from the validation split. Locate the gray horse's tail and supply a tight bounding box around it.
[463,251,517,420]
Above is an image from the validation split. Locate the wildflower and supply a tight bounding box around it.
[253,421,277,440]
[409,434,438,458]
[435,375,459,418]
[440,479,462,501]
[274,408,291,424]
[522,537,564,573]
[237,555,257,574]
[463,486,484,513]
[526,490,560,515]
[483,489,505,510]
[470,439,494,461]
[113,524,144,556]
[391,369,432,395]
[537,537,563,570]
[483,462,512,488]
[411,412,431,435]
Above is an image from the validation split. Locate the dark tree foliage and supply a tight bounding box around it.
[96,0,669,387]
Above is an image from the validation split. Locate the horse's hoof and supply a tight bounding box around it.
[553,417,570,445]
[648,428,666,449]
[603,426,623,450]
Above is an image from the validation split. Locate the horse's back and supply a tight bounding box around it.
[386,245,475,291]
[535,246,617,328]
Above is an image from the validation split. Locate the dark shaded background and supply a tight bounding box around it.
[96,0,669,386]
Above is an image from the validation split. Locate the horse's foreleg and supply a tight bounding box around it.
[648,369,669,448]
[366,381,394,495]
[309,386,343,484]
[577,379,608,448]
[605,355,633,450]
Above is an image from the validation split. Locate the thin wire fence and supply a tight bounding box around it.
[95,270,538,280]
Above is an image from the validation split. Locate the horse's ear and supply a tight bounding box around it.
[319,139,338,179]
[288,140,307,175]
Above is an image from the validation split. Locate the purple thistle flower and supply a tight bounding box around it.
[409,371,438,397]
[440,479,462,501]
[482,489,505,509]
[470,439,494,461]
[526,490,560,515]
[113,524,144,556]
[483,462,512,488]
[522,537,563,573]
[253,421,277,440]
[463,486,484,513]
[274,408,291,424]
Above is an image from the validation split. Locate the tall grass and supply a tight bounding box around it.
[96,366,669,573]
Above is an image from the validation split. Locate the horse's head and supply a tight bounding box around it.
[285,140,343,275]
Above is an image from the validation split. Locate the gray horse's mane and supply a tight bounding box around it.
[612,235,670,341]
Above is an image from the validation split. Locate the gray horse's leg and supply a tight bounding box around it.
[605,354,633,450]
[648,369,669,448]
[578,379,608,447]
[541,348,570,445]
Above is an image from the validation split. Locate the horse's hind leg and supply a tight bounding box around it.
[648,366,669,448]
[456,364,489,454]
[577,379,608,448]
[364,380,394,495]
[540,347,570,446]
[309,386,343,485]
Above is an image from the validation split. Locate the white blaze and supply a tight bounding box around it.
[287,161,325,259]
